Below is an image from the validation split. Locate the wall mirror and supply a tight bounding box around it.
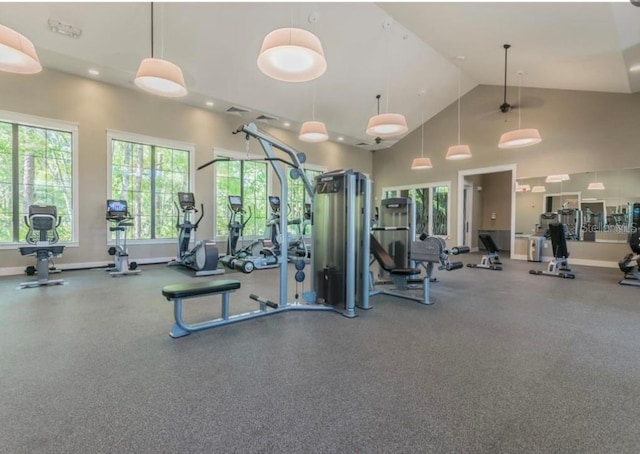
[515,168,640,243]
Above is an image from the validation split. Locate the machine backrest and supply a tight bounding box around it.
[370,234,397,272]
[25,205,59,244]
[548,223,569,259]
[629,230,640,255]
[478,234,499,253]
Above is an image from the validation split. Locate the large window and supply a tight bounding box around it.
[0,112,77,245]
[214,152,268,238]
[108,131,193,241]
[286,167,323,235]
[383,182,450,237]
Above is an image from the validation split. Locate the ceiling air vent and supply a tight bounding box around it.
[255,114,279,122]
[226,105,252,115]
[355,142,370,147]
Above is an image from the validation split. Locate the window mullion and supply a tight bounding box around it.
[11,123,19,242]
[150,145,156,239]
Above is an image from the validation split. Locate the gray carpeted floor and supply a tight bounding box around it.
[1,255,639,453]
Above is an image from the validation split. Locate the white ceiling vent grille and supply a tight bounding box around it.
[255,114,279,122]
[226,105,252,115]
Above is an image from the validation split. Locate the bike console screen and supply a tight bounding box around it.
[178,192,195,210]
[107,199,128,220]
[269,196,281,212]
[228,195,243,212]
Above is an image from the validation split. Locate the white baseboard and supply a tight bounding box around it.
[0,256,174,277]
[512,254,617,269]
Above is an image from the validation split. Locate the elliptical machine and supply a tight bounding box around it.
[168,192,223,277]
[268,195,308,260]
[619,202,640,287]
[106,199,140,276]
[221,195,278,273]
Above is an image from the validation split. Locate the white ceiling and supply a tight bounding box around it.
[1,2,639,150]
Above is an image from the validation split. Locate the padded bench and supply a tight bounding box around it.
[162,279,241,338]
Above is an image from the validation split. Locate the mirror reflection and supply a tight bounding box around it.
[516,168,640,243]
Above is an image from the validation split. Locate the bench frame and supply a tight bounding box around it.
[164,280,344,338]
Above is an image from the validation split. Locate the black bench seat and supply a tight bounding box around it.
[162,279,242,338]
[162,279,241,300]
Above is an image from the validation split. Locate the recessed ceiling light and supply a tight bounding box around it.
[283,121,291,127]
[630,64,640,73]
[337,136,344,141]
[88,69,99,76]
[205,101,214,107]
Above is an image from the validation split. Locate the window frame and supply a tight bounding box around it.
[0,109,79,249]
[106,129,195,245]
[382,180,452,238]
[212,147,271,241]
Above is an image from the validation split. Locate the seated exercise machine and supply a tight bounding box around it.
[370,233,468,305]
[619,231,640,287]
[105,199,140,277]
[18,204,66,288]
[168,192,223,277]
[220,194,278,273]
[161,123,366,338]
[268,195,308,260]
[467,233,503,271]
[529,222,575,279]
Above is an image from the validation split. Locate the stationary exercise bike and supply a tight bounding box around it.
[106,199,140,276]
[18,204,66,288]
[168,192,223,277]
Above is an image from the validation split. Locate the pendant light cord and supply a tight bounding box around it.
[421,95,425,158]
[457,59,461,145]
[518,73,522,129]
[312,80,316,121]
[150,2,154,59]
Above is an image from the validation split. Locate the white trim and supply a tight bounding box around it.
[381,181,452,238]
[106,129,195,151]
[106,130,195,242]
[463,180,473,247]
[458,164,517,258]
[0,256,174,277]
[0,109,78,131]
[512,254,618,269]
[0,110,80,245]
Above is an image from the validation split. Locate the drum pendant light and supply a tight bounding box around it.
[299,81,328,142]
[366,20,407,139]
[587,171,605,190]
[134,3,187,97]
[446,56,471,160]
[0,23,42,74]
[366,94,408,138]
[498,45,541,149]
[411,91,432,170]
[258,27,327,83]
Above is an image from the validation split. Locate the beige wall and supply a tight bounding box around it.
[0,69,372,270]
[373,84,640,264]
[480,171,511,230]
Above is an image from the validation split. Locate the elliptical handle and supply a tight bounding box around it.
[194,203,205,230]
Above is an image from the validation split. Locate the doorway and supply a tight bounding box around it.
[463,180,473,248]
[457,164,516,256]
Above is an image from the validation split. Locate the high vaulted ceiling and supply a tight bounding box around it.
[1,2,639,150]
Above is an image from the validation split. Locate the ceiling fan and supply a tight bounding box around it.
[500,44,514,113]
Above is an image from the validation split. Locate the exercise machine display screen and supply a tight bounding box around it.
[178,192,195,209]
[107,199,128,218]
[228,195,243,211]
[269,196,280,212]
